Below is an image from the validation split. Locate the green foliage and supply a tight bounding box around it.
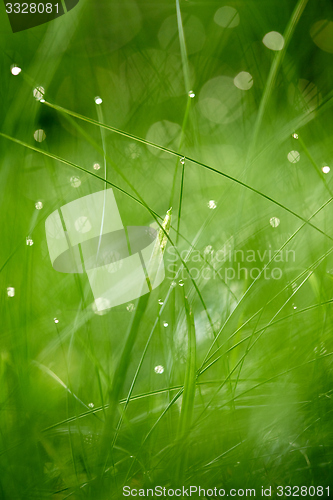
[1,0,333,498]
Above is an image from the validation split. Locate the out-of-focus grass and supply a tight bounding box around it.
[1,0,333,498]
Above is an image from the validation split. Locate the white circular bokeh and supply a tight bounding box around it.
[262,31,285,51]
[199,76,243,124]
[214,6,240,28]
[287,151,300,163]
[233,71,253,90]
[146,120,182,158]
[310,20,333,54]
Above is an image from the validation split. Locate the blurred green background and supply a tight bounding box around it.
[1,0,333,498]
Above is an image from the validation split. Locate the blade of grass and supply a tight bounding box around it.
[175,289,196,483]
[96,292,150,479]
[17,103,333,244]
[245,0,309,167]
[201,195,333,368]
[175,0,191,93]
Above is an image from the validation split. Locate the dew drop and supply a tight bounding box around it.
[94,96,103,105]
[70,176,81,188]
[26,237,34,246]
[127,303,135,312]
[207,200,217,209]
[33,86,45,101]
[270,217,280,228]
[88,402,94,408]
[158,299,164,305]
[93,163,101,170]
[54,318,59,324]
[292,133,298,139]
[7,287,15,297]
[287,150,300,163]
[178,279,184,287]
[11,65,21,76]
[322,166,330,174]
[34,129,46,142]
[180,157,185,165]
[188,90,195,98]
[163,321,168,327]
[154,365,164,374]
[35,201,43,210]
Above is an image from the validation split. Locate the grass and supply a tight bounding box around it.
[1,0,333,498]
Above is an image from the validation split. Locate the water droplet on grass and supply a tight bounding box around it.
[11,65,21,75]
[270,217,280,228]
[34,129,46,142]
[208,200,217,209]
[70,176,81,188]
[33,86,45,101]
[288,150,300,163]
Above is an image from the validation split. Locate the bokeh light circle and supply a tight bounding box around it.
[262,31,285,51]
[214,6,240,28]
[310,20,333,54]
[199,76,243,124]
[146,120,182,158]
[233,71,253,90]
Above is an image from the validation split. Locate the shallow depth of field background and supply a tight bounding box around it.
[1,0,333,498]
